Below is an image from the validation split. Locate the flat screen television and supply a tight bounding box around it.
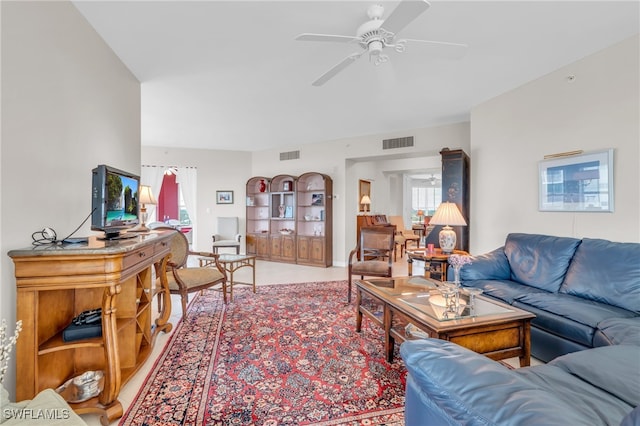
[91,165,140,240]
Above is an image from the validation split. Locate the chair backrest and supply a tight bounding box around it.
[388,215,406,231]
[155,227,189,269]
[216,217,239,238]
[359,226,395,260]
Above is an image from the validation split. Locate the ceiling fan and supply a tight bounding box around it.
[295,0,467,86]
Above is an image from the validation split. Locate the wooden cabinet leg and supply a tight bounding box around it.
[99,285,121,407]
[154,254,173,334]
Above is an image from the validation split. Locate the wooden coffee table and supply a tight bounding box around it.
[355,276,535,366]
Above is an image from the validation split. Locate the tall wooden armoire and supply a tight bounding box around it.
[425,148,470,253]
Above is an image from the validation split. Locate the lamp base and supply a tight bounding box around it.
[438,225,457,253]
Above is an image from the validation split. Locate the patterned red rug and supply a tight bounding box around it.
[120,280,406,425]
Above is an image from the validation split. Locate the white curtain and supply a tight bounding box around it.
[176,167,198,245]
[141,166,166,223]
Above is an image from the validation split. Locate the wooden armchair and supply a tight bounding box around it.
[156,228,228,317]
[347,226,395,303]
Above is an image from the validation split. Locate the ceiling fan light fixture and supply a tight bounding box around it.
[368,40,383,55]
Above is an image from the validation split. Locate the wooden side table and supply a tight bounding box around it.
[406,248,469,281]
[200,253,256,301]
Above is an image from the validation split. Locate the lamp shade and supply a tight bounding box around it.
[360,195,371,205]
[139,185,157,205]
[429,202,467,226]
[429,202,466,253]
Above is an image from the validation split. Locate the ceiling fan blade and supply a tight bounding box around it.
[403,38,468,59]
[295,33,359,43]
[312,52,364,87]
[382,0,430,35]
[403,39,468,48]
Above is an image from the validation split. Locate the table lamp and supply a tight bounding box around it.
[137,185,157,232]
[360,194,371,215]
[416,210,424,223]
[429,202,467,253]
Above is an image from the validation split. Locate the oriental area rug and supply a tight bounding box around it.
[120,281,406,425]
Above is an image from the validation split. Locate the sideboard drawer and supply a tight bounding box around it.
[123,246,155,270]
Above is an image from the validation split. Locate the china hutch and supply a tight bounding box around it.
[246,172,332,267]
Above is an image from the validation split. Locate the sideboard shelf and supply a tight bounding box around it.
[8,230,174,425]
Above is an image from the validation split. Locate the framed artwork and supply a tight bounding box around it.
[311,193,324,206]
[538,149,613,212]
[216,190,234,204]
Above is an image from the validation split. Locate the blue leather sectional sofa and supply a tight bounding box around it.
[458,233,640,361]
[400,233,640,425]
[401,339,639,425]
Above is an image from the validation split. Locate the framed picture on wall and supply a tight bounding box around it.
[538,149,614,212]
[216,190,234,204]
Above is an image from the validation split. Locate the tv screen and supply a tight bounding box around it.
[91,165,140,239]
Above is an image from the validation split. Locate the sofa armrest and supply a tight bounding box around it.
[2,389,87,425]
[460,247,511,281]
[400,339,627,426]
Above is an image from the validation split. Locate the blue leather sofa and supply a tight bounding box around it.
[401,338,640,426]
[457,233,640,362]
[400,234,640,425]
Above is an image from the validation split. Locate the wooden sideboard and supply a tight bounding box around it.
[8,230,174,425]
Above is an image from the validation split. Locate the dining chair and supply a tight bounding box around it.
[347,226,395,303]
[388,215,421,256]
[156,227,228,317]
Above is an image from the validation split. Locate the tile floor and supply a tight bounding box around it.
[80,253,537,425]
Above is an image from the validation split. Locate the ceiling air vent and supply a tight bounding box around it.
[383,136,414,150]
[280,150,300,161]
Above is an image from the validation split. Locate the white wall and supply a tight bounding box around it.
[251,123,470,264]
[142,123,469,266]
[0,1,140,398]
[471,35,640,254]
[141,146,252,251]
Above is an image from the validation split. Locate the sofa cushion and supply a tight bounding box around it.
[459,247,510,281]
[621,407,640,426]
[401,339,635,426]
[549,345,640,407]
[593,317,640,347]
[560,238,640,314]
[463,279,548,305]
[513,292,635,346]
[504,233,581,292]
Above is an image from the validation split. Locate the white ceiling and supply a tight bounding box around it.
[72,1,639,152]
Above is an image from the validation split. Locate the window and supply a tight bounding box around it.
[158,173,191,225]
[179,188,191,225]
[411,177,441,222]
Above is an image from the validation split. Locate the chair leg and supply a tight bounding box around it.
[180,290,188,318]
[347,276,352,303]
